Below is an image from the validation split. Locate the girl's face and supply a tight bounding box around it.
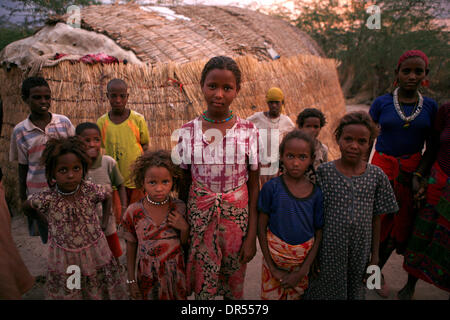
[25,86,51,116]
[201,68,239,116]
[79,128,101,160]
[301,117,321,139]
[396,57,427,92]
[337,124,371,164]
[281,138,312,180]
[54,153,83,193]
[143,166,173,203]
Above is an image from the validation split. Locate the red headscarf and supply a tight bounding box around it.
[397,50,429,69]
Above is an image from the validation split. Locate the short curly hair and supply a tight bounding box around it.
[131,150,182,191]
[296,108,327,128]
[21,77,50,100]
[41,136,91,187]
[200,56,242,90]
[334,111,379,144]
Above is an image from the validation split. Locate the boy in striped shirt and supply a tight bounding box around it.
[9,77,75,243]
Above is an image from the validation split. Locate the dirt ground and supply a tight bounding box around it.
[10,104,449,300]
[11,214,449,300]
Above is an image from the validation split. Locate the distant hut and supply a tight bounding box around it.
[0,4,345,210]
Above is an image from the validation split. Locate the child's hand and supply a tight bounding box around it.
[22,200,37,218]
[270,266,288,284]
[309,258,320,280]
[128,282,143,300]
[167,210,188,232]
[281,265,309,289]
[239,237,256,264]
[363,257,379,284]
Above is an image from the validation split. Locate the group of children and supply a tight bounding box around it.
[10,54,404,300]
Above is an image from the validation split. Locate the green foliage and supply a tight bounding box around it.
[295,0,449,104]
[0,26,34,51]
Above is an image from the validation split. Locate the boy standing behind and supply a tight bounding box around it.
[9,77,75,243]
[97,79,150,205]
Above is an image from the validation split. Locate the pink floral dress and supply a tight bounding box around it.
[29,180,127,299]
[121,198,187,300]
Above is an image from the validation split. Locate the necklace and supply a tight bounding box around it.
[202,110,233,123]
[393,87,423,128]
[56,183,80,196]
[146,194,169,205]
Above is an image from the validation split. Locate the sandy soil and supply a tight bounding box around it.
[10,104,449,300]
[11,214,448,300]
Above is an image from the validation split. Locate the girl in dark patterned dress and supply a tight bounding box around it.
[23,136,127,299]
[305,112,398,300]
[122,150,188,300]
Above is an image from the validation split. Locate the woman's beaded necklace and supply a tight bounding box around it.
[202,110,233,123]
[393,87,423,128]
[146,194,169,206]
[56,183,80,196]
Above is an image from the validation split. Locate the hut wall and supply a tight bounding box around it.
[0,53,345,213]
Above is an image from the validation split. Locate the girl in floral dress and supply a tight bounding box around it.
[23,136,127,299]
[122,150,188,300]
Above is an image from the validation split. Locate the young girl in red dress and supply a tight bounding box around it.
[122,150,188,300]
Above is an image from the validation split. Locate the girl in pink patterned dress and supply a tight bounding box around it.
[176,56,260,300]
[122,150,188,300]
[23,136,127,299]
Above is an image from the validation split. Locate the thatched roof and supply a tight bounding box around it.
[58,4,322,64]
[1,4,323,70]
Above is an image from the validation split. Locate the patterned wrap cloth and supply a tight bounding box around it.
[403,162,450,292]
[261,230,314,300]
[371,151,421,253]
[186,179,249,300]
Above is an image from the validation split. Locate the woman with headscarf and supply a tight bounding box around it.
[369,50,439,298]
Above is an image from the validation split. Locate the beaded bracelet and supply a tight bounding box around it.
[126,279,136,284]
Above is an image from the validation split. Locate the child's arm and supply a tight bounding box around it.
[126,240,143,300]
[22,199,48,226]
[257,211,288,281]
[101,195,112,232]
[141,143,149,152]
[370,215,381,266]
[240,169,259,264]
[281,229,323,289]
[118,184,128,215]
[178,168,192,204]
[18,164,28,202]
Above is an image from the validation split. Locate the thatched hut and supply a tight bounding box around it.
[0,4,346,210]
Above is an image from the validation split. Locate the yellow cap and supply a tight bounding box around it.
[266,87,284,102]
